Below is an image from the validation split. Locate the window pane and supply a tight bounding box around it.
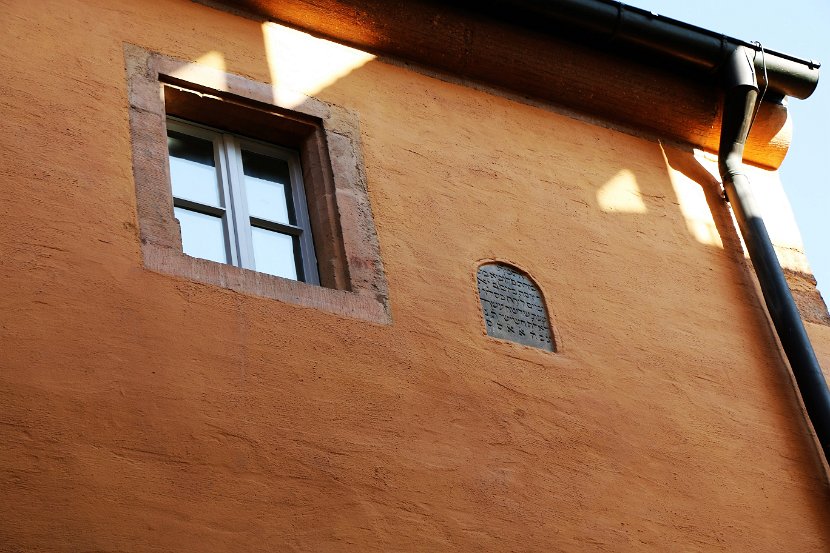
[174,207,228,264]
[251,227,298,280]
[167,130,222,207]
[241,150,294,224]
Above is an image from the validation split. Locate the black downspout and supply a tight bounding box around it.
[719,46,830,465]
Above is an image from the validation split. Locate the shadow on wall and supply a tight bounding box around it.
[662,144,829,325]
[178,5,830,476]
[99,1,830,547]
[243,11,827,505]
[9,1,830,550]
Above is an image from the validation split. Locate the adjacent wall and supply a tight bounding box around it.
[1,0,828,551]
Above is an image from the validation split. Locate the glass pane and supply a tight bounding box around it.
[251,227,298,280]
[174,207,228,264]
[241,150,294,224]
[167,130,222,207]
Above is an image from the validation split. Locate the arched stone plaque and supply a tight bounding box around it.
[477,263,555,351]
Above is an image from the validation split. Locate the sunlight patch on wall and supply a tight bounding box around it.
[662,150,724,248]
[194,51,226,72]
[696,151,811,272]
[597,169,648,214]
[168,50,228,91]
[262,22,376,108]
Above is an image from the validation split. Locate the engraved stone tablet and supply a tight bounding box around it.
[477,263,555,351]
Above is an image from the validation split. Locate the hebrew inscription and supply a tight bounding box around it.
[477,263,555,351]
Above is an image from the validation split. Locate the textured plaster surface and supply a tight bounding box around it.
[1,0,829,551]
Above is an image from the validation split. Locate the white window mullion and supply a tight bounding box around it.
[223,134,255,270]
[214,134,239,267]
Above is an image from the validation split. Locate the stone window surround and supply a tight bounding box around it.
[124,44,390,324]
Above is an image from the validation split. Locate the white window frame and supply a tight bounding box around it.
[166,117,320,284]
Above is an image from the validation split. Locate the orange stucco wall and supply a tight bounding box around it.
[1,1,829,551]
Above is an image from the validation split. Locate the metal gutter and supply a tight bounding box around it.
[458,0,820,99]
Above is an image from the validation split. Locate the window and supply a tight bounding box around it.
[166,118,319,283]
[125,45,390,323]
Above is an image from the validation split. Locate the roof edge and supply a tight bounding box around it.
[454,0,819,99]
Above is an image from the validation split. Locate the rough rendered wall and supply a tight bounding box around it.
[1,1,829,551]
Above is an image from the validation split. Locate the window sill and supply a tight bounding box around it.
[143,242,389,323]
